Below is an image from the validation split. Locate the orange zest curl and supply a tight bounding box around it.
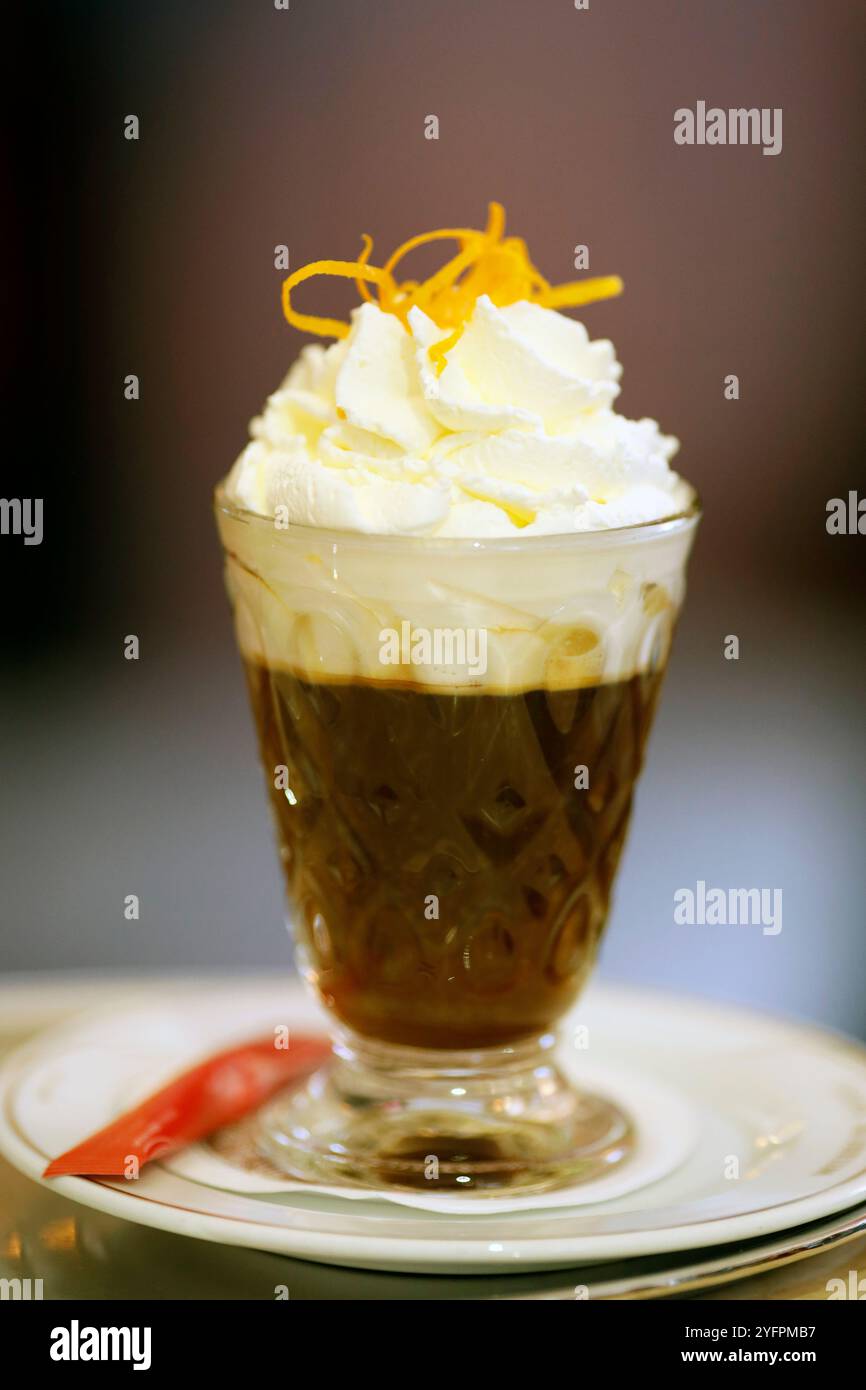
[280,203,623,372]
[280,259,395,340]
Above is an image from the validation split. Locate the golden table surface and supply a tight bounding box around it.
[1,976,864,1301]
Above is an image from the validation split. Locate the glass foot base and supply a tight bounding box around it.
[257,1030,634,1195]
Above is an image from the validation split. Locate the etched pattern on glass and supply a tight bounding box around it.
[245,663,665,1050]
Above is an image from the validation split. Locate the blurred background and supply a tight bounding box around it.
[3,0,864,1037]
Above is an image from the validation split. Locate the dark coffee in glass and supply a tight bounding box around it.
[246,662,664,1051]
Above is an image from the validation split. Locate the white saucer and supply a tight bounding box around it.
[1,980,866,1274]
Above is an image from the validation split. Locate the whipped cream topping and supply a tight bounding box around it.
[225,296,686,537]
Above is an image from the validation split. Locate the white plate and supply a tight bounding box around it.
[1,981,866,1274]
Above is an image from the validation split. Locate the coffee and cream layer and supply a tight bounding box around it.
[216,496,697,692]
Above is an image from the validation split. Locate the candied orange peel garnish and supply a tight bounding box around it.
[281,203,623,373]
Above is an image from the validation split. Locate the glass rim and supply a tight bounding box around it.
[213,480,701,553]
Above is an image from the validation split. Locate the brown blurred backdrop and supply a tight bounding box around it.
[3,1,865,1035]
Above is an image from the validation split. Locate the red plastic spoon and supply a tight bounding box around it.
[43,1034,330,1178]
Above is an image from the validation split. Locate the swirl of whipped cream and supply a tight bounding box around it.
[225,295,686,536]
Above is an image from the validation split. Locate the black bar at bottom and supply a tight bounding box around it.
[6,1295,861,1373]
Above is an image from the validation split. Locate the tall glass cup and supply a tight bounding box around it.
[215,486,699,1193]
